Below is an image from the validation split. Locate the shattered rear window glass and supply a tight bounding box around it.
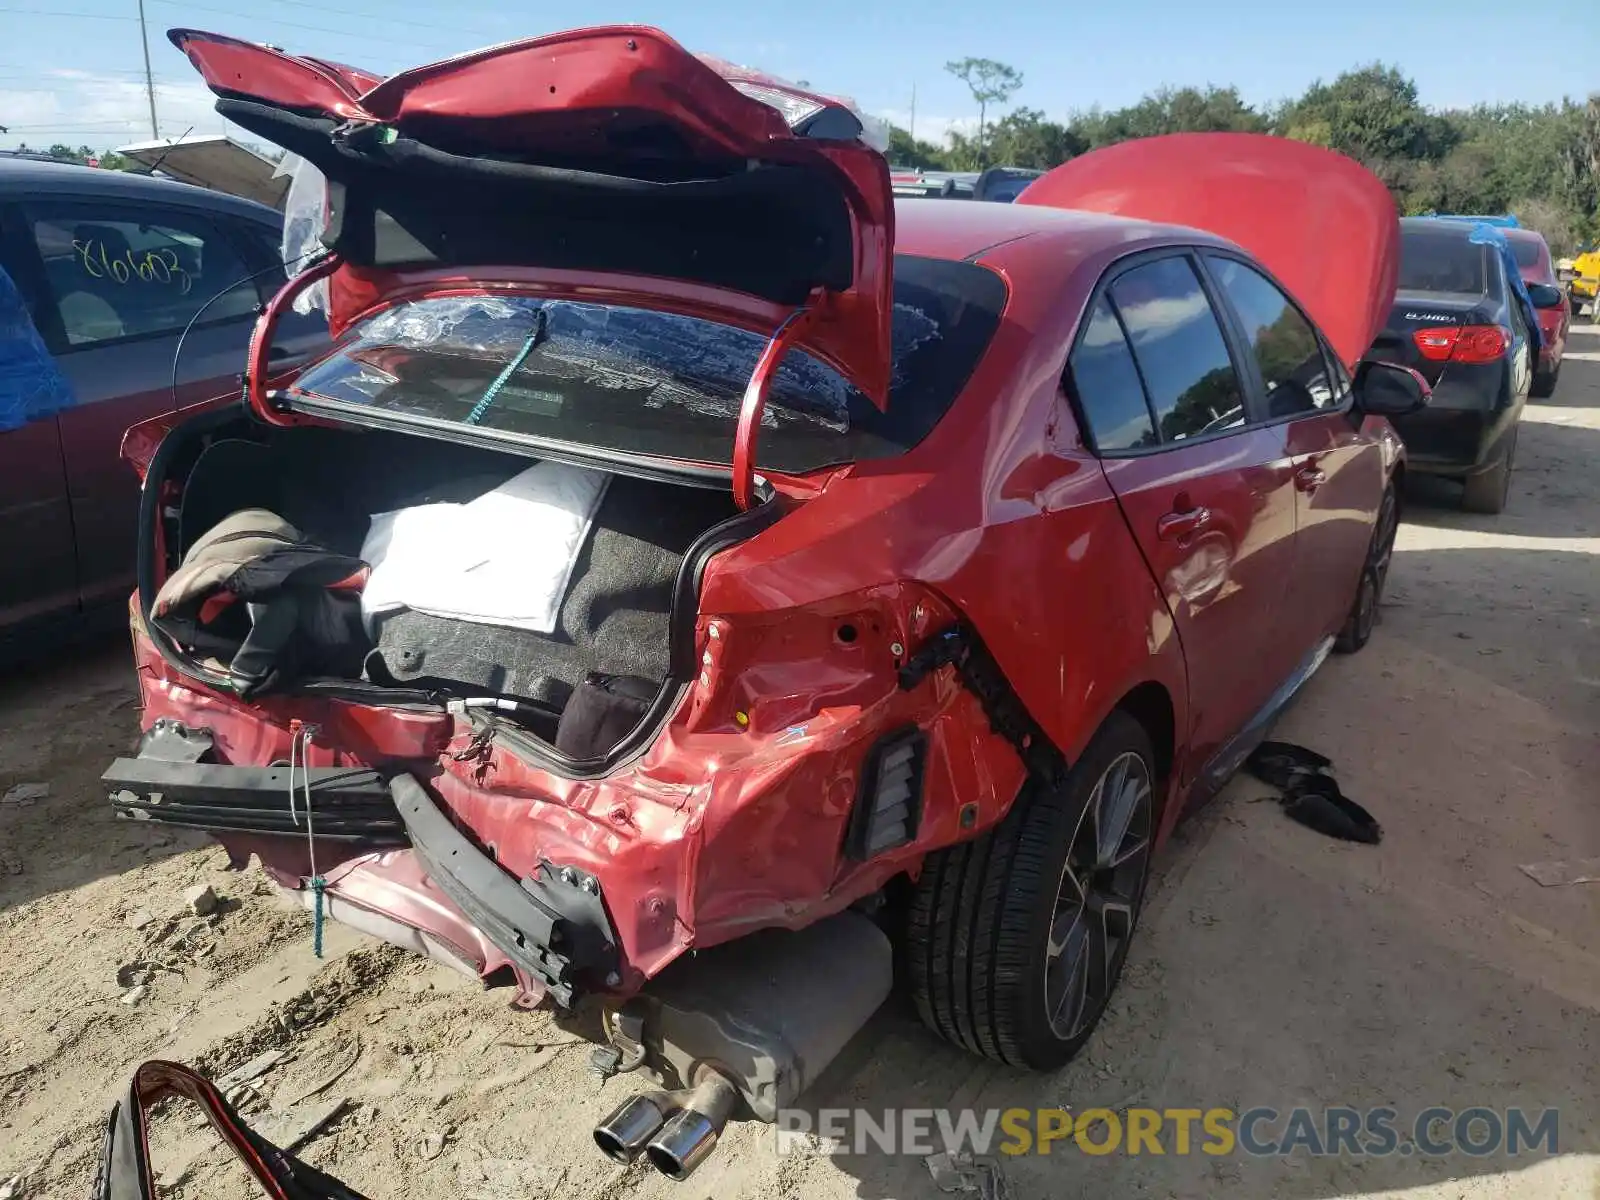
[285,255,1006,472]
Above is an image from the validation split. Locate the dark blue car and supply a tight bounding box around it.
[1367,217,1539,514]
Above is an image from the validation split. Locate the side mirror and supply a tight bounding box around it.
[1353,360,1430,417]
[1526,282,1565,310]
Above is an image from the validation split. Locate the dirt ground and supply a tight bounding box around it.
[2,328,1597,1200]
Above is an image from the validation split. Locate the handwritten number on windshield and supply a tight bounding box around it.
[73,239,193,295]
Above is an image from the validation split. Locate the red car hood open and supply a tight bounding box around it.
[169,25,895,407]
[1020,133,1399,367]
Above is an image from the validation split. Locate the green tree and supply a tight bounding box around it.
[1277,64,1455,164]
[39,143,137,170]
[986,107,1086,168]
[1512,196,1580,257]
[1072,86,1266,148]
[886,125,950,170]
[945,57,1023,167]
[879,61,1598,248]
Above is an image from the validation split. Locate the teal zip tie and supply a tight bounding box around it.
[311,876,327,958]
[464,316,544,426]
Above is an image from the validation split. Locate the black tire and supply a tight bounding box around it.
[907,711,1157,1070]
[1335,485,1397,654]
[1461,426,1517,515]
[1531,362,1559,399]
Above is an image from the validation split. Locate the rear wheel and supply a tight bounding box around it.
[907,712,1156,1070]
[1531,362,1560,399]
[1461,426,1517,515]
[1335,485,1397,654]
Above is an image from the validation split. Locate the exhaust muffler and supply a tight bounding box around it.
[592,913,894,1180]
[593,1065,738,1178]
[593,1091,675,1164]
[644,1066,739,1181]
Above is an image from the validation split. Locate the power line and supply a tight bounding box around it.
[0,65,165,76]
[0,7,138,19]
[147,0,460,55]
[3,123,148,130]
[256,0,504,40]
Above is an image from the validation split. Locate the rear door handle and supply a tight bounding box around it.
[1295,465,1328,493]
[1157,506,1211,541]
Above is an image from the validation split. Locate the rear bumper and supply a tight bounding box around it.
[109,620,970,1005]
[1389,372,1519,476]
[104,726,406,845]
[103,732,620,1006]
[1392,410,1518,476]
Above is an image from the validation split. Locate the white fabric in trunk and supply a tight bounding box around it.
[360,461,610,635]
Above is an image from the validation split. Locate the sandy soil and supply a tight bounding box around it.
[1,328,1596,1200]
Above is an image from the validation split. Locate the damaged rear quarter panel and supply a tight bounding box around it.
[692,243,1191,850]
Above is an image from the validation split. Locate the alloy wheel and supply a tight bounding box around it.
[1044,751,1153,1041]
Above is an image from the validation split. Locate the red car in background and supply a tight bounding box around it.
[104,27,1427,1181]
[1506,226,1570,396]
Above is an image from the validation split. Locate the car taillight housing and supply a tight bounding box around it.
[1412,325,1511,364]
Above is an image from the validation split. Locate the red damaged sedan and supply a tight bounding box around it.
[103,26,1424,1180]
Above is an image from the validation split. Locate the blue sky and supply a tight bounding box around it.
[1,0,1595,151]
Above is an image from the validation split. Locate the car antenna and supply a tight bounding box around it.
[140,126,194,178]
[169,250,326,413]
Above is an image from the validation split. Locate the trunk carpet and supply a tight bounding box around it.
[179,430,737,707]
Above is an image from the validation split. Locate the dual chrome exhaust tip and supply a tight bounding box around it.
[593,1064,739,1181]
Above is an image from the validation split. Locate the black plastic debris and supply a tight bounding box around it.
[1244,741,1382,845]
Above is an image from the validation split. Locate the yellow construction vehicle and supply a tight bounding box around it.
[1557,245,1599,321]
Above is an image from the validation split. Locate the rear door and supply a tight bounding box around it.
[0,204,77,637]
[1066,251,1303,781]
[20,197,264,611]
[1201,252,1383,646]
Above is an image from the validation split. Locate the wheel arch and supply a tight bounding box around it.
[1111,680,1175,795]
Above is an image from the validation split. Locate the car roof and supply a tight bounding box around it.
[1399,216,1481,240]
[0,158,282,224]
[1503,227,1548,248]
[894,196,1219,268]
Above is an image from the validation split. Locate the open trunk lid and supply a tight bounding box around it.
[170,26,894,412]
[1018,132,1398,367]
